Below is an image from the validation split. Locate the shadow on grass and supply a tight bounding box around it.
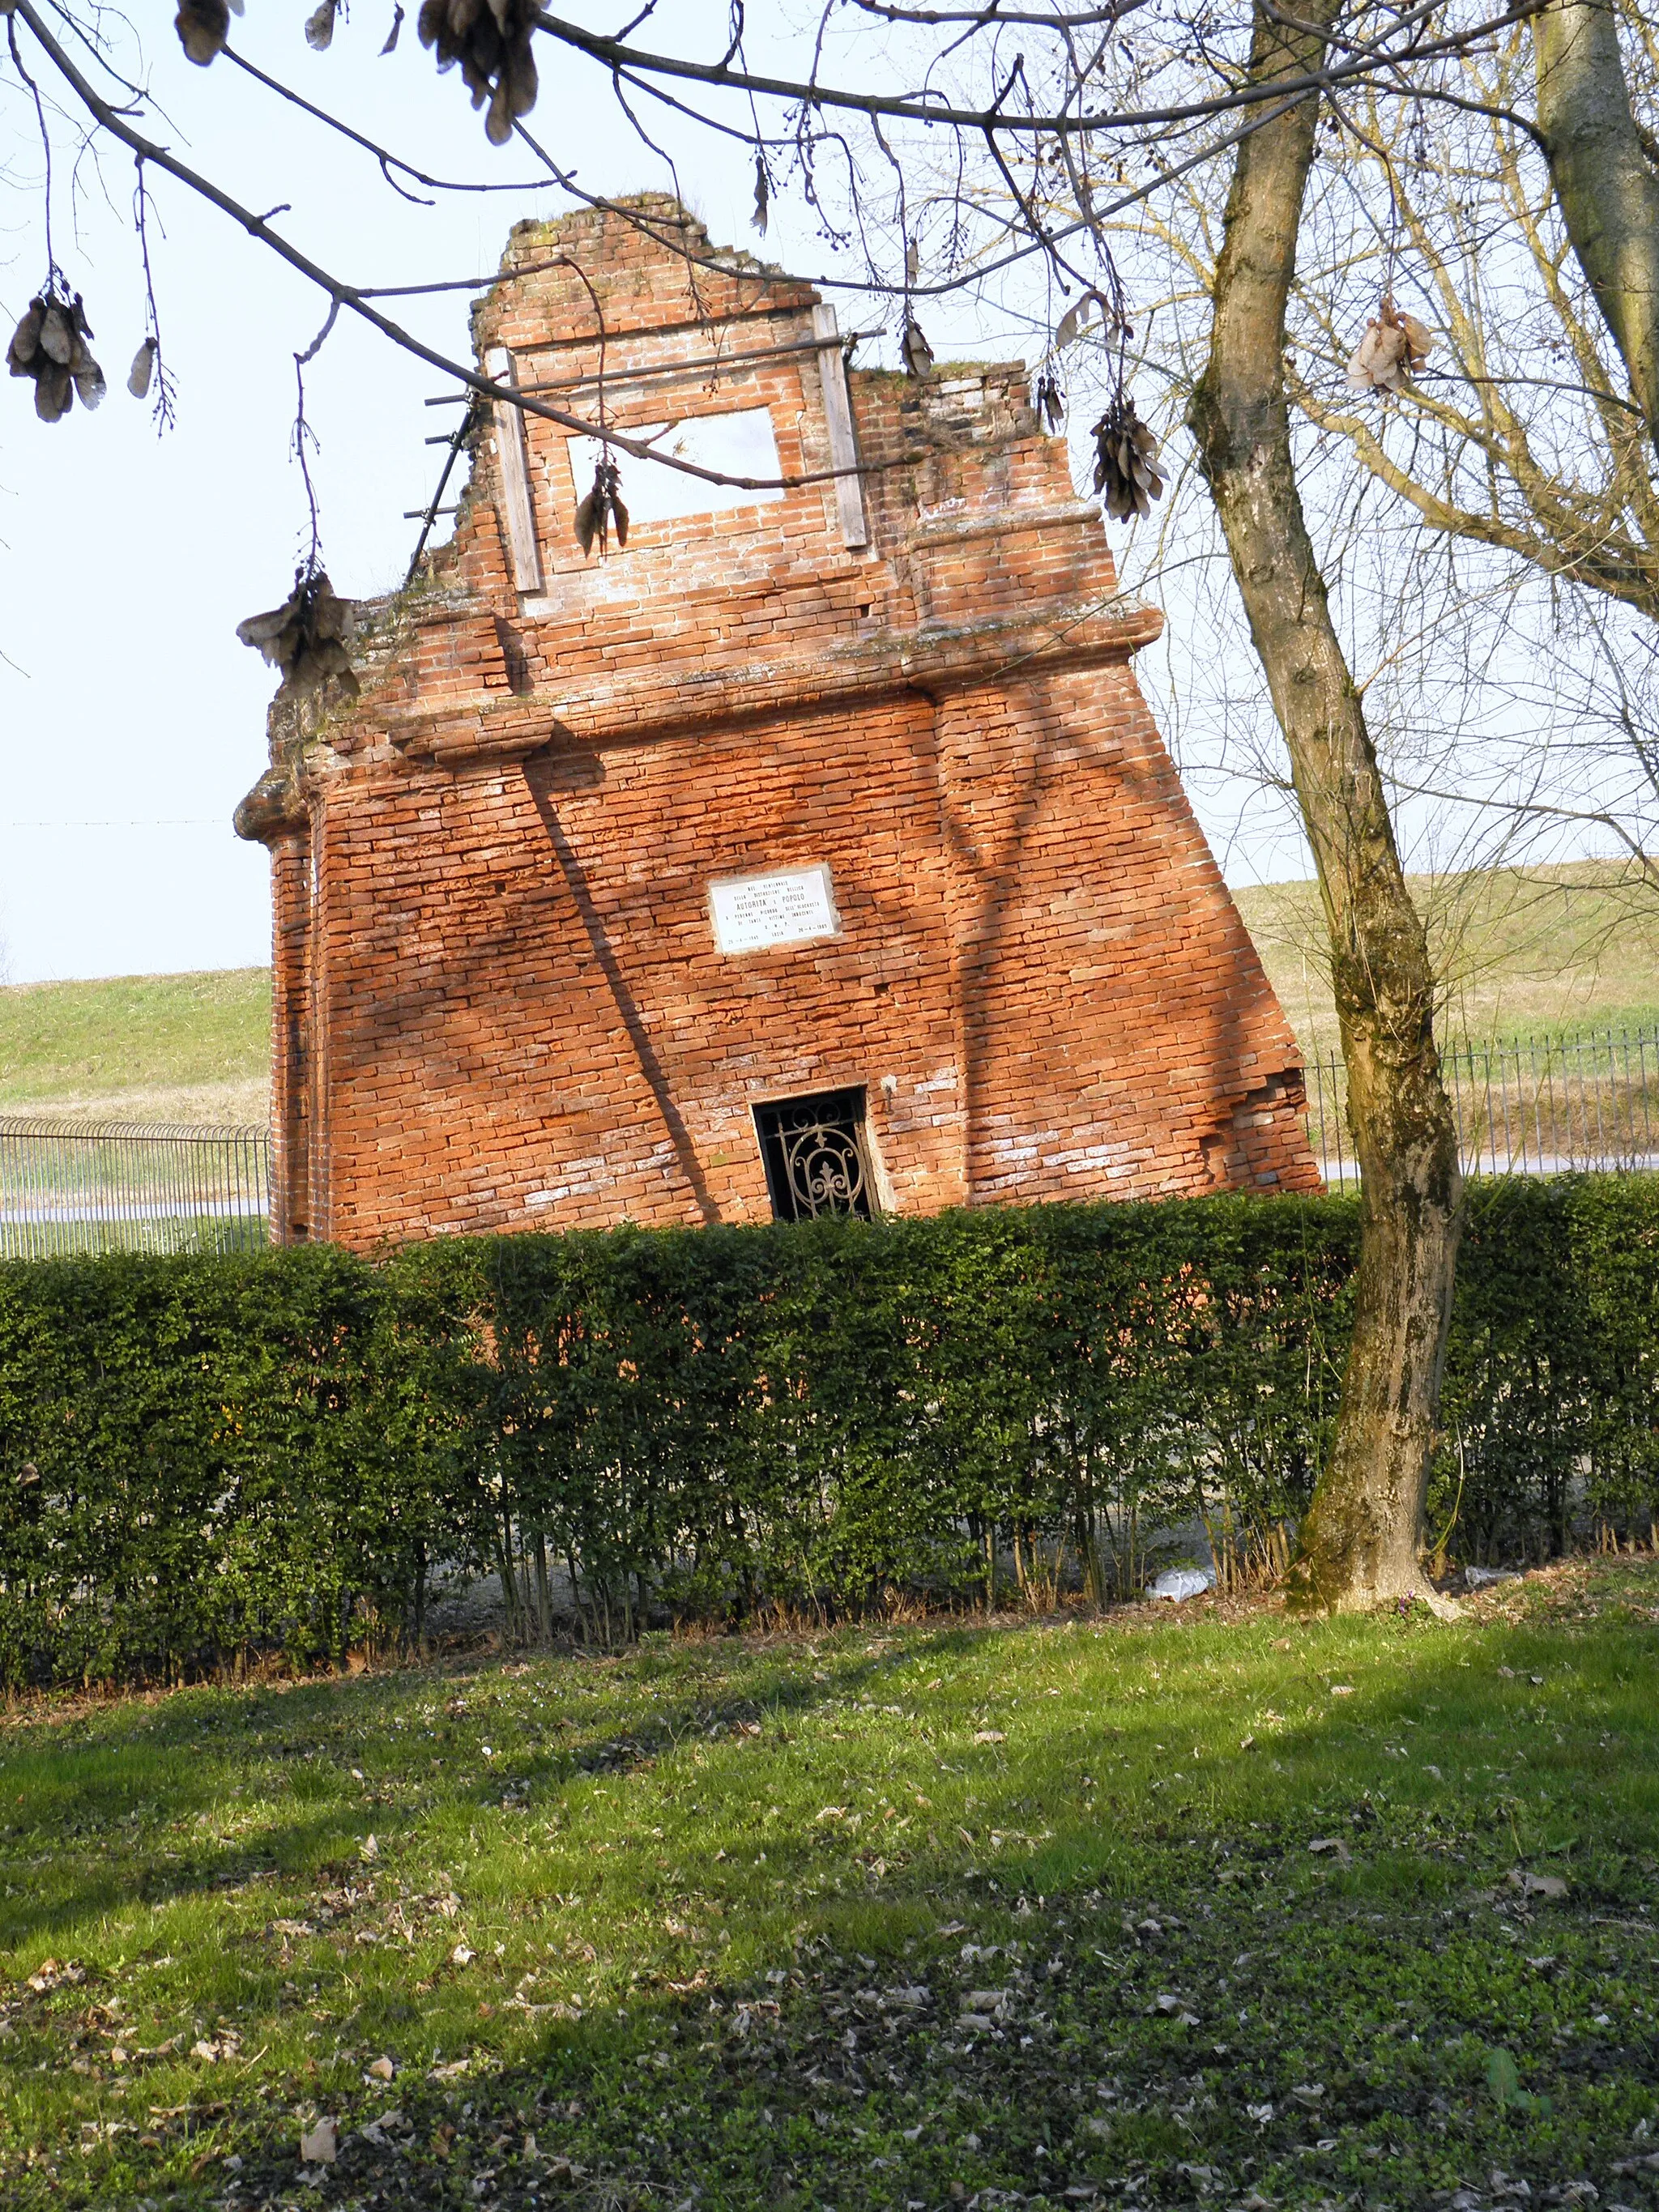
[0,1629,985,1951]
[14,1594,1659,2210]
[222,1825,1657,2211]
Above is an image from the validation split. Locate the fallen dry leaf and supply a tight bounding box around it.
[1508,1869,1568,1901]
[26,1958,85,1993]
[299,2116,338,2164]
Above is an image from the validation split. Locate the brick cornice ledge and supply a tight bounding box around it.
[390,593,1164,768]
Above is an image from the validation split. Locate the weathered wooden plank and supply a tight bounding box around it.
[485,345,545,595]
[812,306,870,552]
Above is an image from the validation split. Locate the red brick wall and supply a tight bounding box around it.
[237,197,1320,1246]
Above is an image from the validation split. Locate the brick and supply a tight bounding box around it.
[237,196,1320,1247]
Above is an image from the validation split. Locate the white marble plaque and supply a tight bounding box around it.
[709,864,839,955]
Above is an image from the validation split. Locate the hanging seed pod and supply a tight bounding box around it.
[73,356,107,411]
[752,152,770,237]
[574,454,628,558]
[128,337,158,400]
[1034,370,1064,433]
[38,303,75,368]
[8,290,104,424]
[7,300,45,377]
[1090,394,1166,523]
[1053,286,1123,355]
[494,40,538,144]
[35,363,73,424]
[574,486,599,556]
[65,298,104,408]
[899,318,934,380]
[308,574,355,650]
[237,591,305,671]
[237,567,357,694]
[176,0,232,66]
[1345,295,1433,394]
[305,0,339,51]
[418,0,539,143]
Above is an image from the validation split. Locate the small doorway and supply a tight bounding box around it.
[753,1088,876,1221]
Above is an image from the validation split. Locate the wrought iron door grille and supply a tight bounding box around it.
[753,1088,876,1221]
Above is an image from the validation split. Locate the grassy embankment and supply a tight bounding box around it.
[1,863,1656,1126]
[0,969,270,1127]
[2,1562,1656,2210]
[1235,859,1659,1061]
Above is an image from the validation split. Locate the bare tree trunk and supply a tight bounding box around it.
[1536,0,1659,454]
[1188,0,1464,1613]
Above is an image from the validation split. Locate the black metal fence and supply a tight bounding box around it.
[0,1117,270,1259]
[1306,1028,1659,1186]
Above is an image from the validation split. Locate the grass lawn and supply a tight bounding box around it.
[3,1563,1657,2211]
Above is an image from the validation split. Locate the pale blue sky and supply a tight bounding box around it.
[0,8,1443,987]
[1,8,778,982]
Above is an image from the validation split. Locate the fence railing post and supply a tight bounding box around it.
[1301,1024,1659,1189]
[0,1116,271,1259]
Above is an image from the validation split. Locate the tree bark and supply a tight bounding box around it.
[1536,0,1659,455]
[1188,0,1464,1612]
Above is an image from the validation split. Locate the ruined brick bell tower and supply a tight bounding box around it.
[236,198,1318,1247]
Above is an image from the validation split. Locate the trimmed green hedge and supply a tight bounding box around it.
[1,1180,1656,1686]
